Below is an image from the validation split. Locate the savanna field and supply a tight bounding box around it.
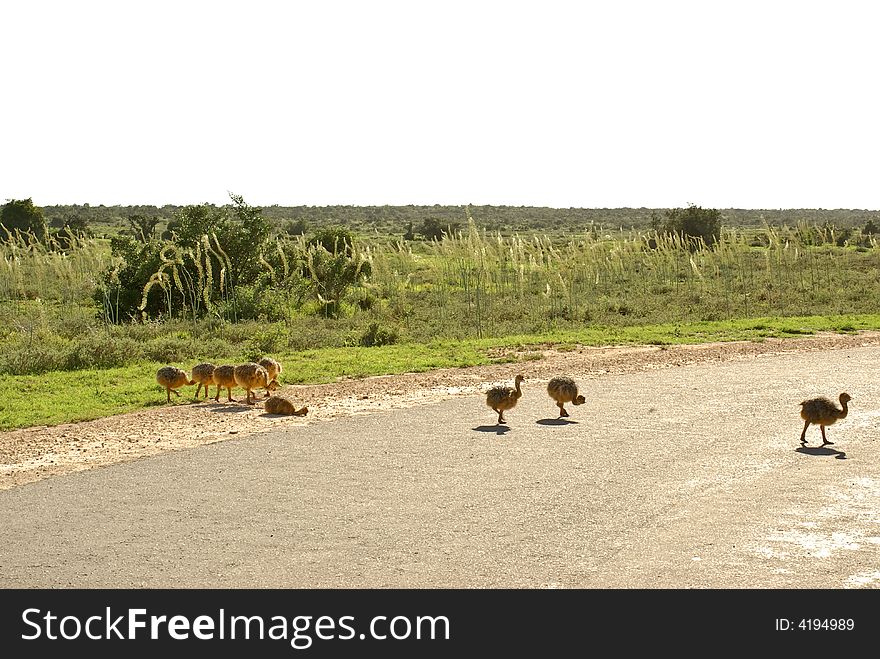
[4,198,880,431]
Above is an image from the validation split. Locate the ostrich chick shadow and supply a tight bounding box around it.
[796,445,847,460]
[536,418,579,426]
[472,424,511,436]
[208,402,254,414]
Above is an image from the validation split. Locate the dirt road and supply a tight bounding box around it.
[1,333,878,588]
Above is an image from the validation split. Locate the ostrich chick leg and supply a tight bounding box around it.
[800,420,809,445]
[820,425,833,446]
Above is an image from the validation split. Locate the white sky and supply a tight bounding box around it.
[2,0,879,209]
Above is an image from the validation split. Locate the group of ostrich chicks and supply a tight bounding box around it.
[159,360,852,445]
[155,358,308,416]
[485,375,585,424]
[486,375,852,447]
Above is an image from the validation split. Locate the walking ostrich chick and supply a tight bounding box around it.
[799,392,851,446]
[258,357,283,397]
[234,362,280,405]
[212,365,238,403]
[547,376,586,418]
[485,374,525,425]
[156,366,195,403]
[191,362,216,399]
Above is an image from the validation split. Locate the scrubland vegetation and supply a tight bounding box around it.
[3,195,880,429]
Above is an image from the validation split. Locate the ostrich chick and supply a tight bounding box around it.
[799,392,851,446]
[547,376,586,418]
[212,365,238,403]
[258,357,283,397]
[234,362,280,405]
[191,362,216,399]
[485,374,525,425]
[265,396,308,416]
[156,366,195,403]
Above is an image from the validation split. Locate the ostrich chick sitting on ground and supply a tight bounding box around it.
[547,376,586,418]
[485,374,525,425]
[265,396,308,416]
[799,392,851,446]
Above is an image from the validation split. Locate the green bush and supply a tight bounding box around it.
[360,322,399,347]
[0,332,70,375]
[356,292,378,311]
[55,305,100,339]
[95,237,167,321]
[232,284,292,322]
[304,245,372,318]
[419,218,461,241]
[1,198,47,242]
[245,323,288,359]
[654,204,721,246]
[96,195,276,323]
[68,332,144,370]
[308,226,355,254]
[143,333,202,363]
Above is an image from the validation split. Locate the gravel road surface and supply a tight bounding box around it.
[1,342,878,588]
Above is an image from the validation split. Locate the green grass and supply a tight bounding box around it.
[4,313,880,431]
[1,367,171,431]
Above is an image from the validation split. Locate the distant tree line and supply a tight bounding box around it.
[30,202,880,242]
[12,198,880,244]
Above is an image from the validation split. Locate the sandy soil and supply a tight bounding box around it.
[3,331,879,492]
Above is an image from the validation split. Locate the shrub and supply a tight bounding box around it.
[1,198,47,242]
[245,323,288,359]
[308,226,355,254]
[68,332,144,370]
[419,217,461,241]
[143,334,202,363]
[96,195,275,323]
[55,305,100,339]
[95,236,166,321]
[654,204,721,247]
[285,219,308,236]
[360,322,399,347]
[357,292,378,311]
[304,245,372,317]
[232,284,294,322]
[0,332,70,375]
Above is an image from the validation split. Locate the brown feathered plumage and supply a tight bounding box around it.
[234,362,279,405]
[799,392,851,446]
[258,357,283,397]
[156,366,195,403]
[547,376,586,418]
[265,396,308,416]
[191,362,216,399]
[212,365,238,402]
[485,374,525,425]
